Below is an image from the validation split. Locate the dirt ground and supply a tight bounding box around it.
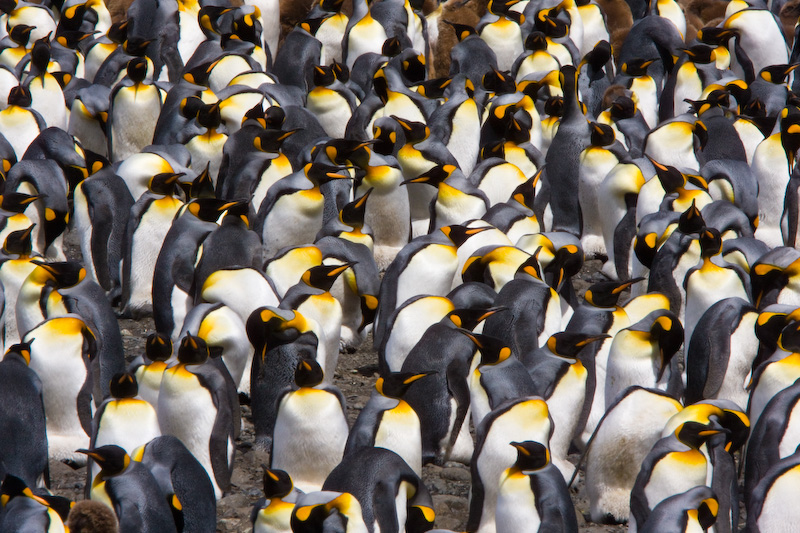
[51,233,626,532]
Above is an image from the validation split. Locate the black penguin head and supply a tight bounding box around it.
[359,294,378,332]
[681,45,716,65]
[698,227,722,259]
[340,188,371,227]
[145,333,172,362]
[399,53,426,85]
[391,116,429,143]
[482,68,516,96]
[697,27,737,46]
[400,163,455,187]
[185,163,216,199]
[76,445,130,477]
[0,475,44,507]
[458,330,512,366]
[8,24,34,47]
[247,307,316,350]
[778,320,800,353]
[381,36,402,57]
[177,334,209,366]
[621,58,655,77]
[445,306,505,330]
[610,96,636,121]
[304,162,350,186]
[675,421,725,449]
[546,332,610,358]
[440,224,489,247]
[298,16,326,35]
[125,57,148,83]
[253,128,298,153]
[312,65,336,87]
[584,278,644,307]
[524,31,548,51]
[444,20,477,42]
[648,157,685,193]
[2,224,34,256]
[265,105,286,128]
[415,77,451,99]
[148,172,183,196]
[544,244,583,291]
[544,96,563,117]
[30,36,51,73]
[375,371,433,398]
[510,441,550,473]
[107,20,128,45]
[196,102,221,130]
[7,85,32,108]
[589,122,615,147]
[677,200,705,234]
[301,262,355,291]
[331,60,349,82]
[649,312,683,380]
[0,192,44,214]
[294,358,324,387]
[262,467,293,499]
[582,40,612,71]
[696,496,719,530]
[109,372,138,399]
[30,260,86,287]
[4,341,32,365]
[510,170,540,210]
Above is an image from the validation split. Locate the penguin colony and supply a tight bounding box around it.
[1,0,800,530]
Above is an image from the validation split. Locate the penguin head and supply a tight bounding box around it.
[145,332,172,362]
[694,496,719,530]
[511,170,540,211]
[697,27,737,46]
[372,118,404,156]
[543,244,583,291]
[649,312,684,380]
[304,162,350,186]
[445,306,505,330]
[0,475,49,508]
[415,77,451,99]
[375,371,434,398]
[125,56,148,84]
[621,58,655,77]
[677,200,705,234]
[359,294,378,331]
[780,107,800,171]
[8,24,33,47]
[301,262,356,291]
[261,467,293,499]
[398,52,426,85]
[177,334,209,366]
[510,441,550,472]
[30,36,51,74]
[440,224,490,247]
[589,122,615,147]
[584,278,644,307]
[294,358,324,388]
[648,157,685,193]
[458,330,512,366]
[444,20,477,42]
[107,20,128,45]
[109,372,138,399]
[400,163,456,188]
[778,320,800,353]
[546,332,610,358]
[482,69,516,96]
[698,227,722,259]
[524,31,548,52]
[148,172,184,196]
[76,445,130,477]
[3,341,32,365]
[312,65,336,87]
[183,163,216,200]
[253,128,298,153]
[2,224,34,256]
[381,37,403,58]
[196,102,221,130]
[247,307,317,350]
[30,260,86,287]
[390,116,429,144]
[340,188,371,228]
[544,96,564,118]
[581,40,612,72]
[674,421,726,449]
[609,96,637,121]
[681,45,716,65]
[331,60,349,83]
[7,85,32,108]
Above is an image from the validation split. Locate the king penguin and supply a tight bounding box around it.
[108,56,163,162]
